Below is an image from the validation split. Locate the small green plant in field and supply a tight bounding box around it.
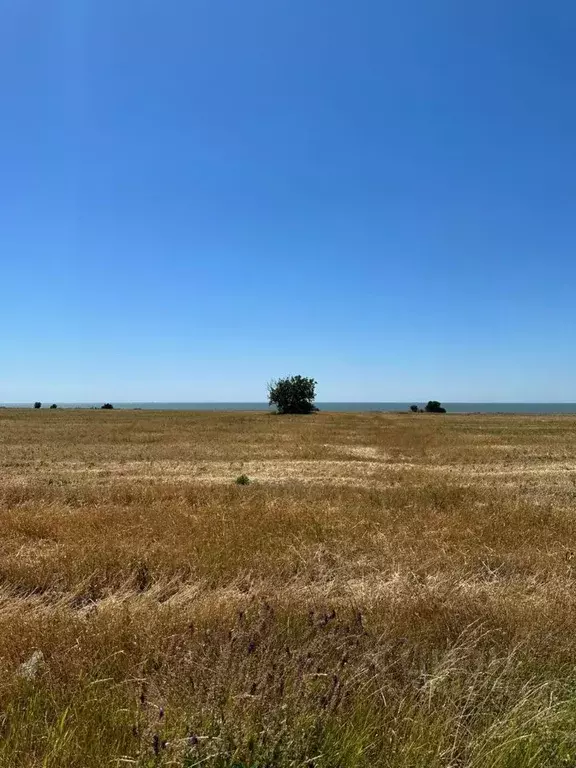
[49,404,58,409]
[34,402,41,409]
[101,403,114,410]
[236,474,250,485]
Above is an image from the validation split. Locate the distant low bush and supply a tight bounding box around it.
[425,400,446,413]
[101,403,114,410]
[34,402,41,409]
[410,405,418,413]
[235,474,250,485]
[49,404,58,409]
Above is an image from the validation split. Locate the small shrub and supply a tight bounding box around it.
[101,403,114,410]
[49,404,58,409]
[235,474,250,485]
[34,402,41,409]
[410,405,418,413]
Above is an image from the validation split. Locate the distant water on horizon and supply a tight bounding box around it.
[5,402,576,414]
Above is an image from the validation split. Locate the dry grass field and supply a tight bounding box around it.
[2,408,576,767]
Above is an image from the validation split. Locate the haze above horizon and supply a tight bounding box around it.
[2,1,575,403]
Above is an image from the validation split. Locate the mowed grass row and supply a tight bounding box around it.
[1,409,576,766]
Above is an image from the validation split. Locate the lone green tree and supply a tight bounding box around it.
[268,375,318,414]
[34,402,41,409]
[425,400,446,414]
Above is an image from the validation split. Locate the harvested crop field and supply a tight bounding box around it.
[2,408,576,766]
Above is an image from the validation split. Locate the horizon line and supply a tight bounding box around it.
[2,400,576,406]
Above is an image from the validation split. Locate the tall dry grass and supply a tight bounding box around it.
[1,409,576,766]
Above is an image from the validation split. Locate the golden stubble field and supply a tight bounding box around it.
[1,408,576,767]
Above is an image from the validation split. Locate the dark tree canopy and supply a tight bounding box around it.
[425,400,446,414]
[34,402,41,409]
[410,405,418,413]
[101,403,114,410]
[49,404,58,409]
[268,375,318,414]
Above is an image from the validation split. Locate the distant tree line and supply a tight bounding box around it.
[30,384,447,415]
[31,402,114,410]
[267,377,448,415]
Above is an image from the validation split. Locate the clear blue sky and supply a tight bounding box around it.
[2,1,575,402]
